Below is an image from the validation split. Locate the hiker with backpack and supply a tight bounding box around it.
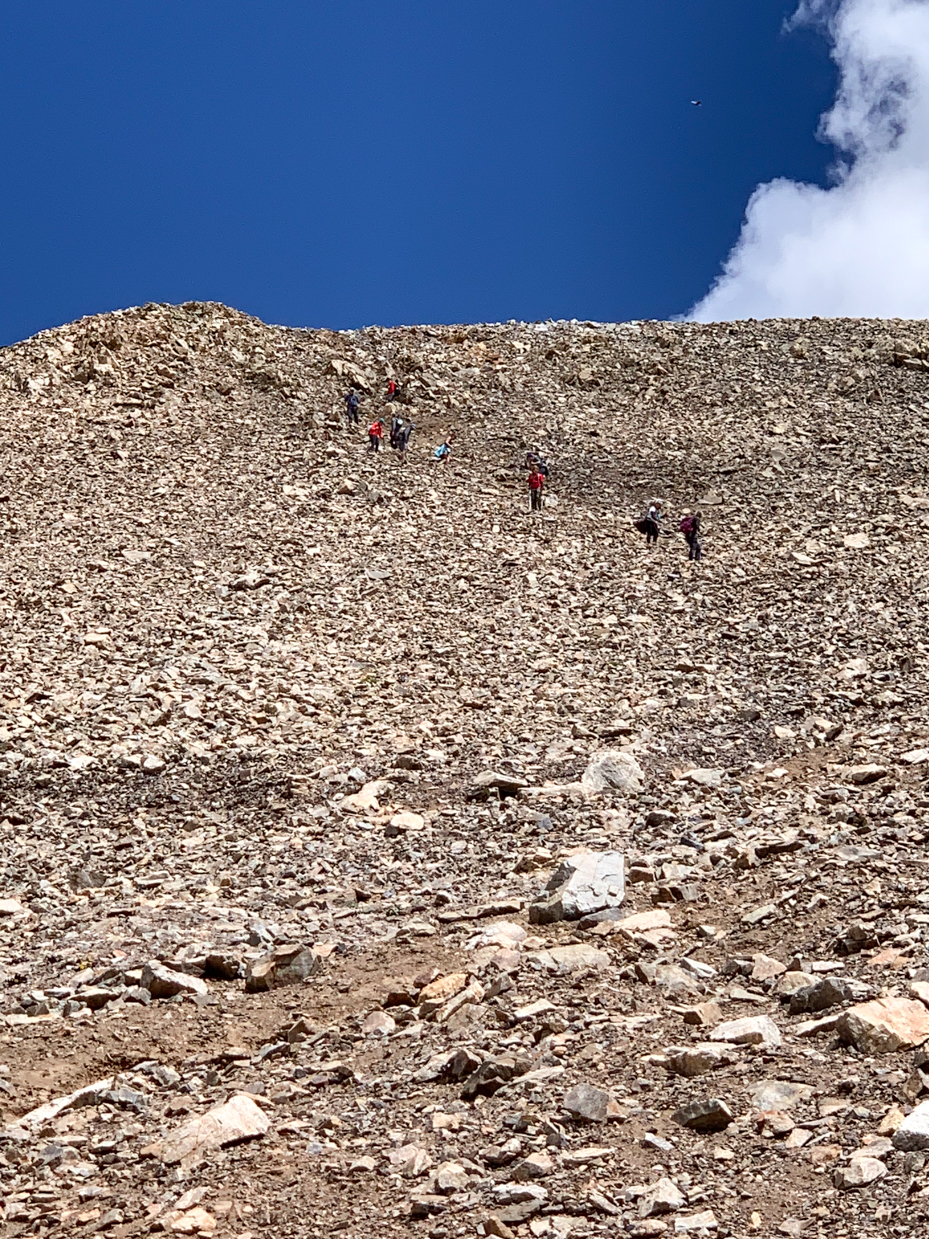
[528,464,545,512]
[386,379,399,402]
[388,416,411,450]
[526,449,550,479]
[680,510,703,561]
[635,499,663,546]
[344,389,361,426]
[395,420,414,462]
[368,418,385,452]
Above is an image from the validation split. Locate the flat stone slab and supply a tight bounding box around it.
[792,1013,841,1037]
[749,1080,813,1111]
[527,943,611,973]
[710,1015,781,1048]
[142,1093,270,1167]
[3,1077,118,1140]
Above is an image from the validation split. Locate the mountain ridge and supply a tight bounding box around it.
[0,302,926,1237]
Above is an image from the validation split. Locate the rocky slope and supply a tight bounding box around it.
[0,302,928,1239]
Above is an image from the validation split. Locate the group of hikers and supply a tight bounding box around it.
[365,411,413,456]
[344,384,455,464]
[342,385,704,558]
[636,500,703,560]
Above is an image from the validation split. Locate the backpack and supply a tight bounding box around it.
[680,516,694,536]
[634,518,649,534]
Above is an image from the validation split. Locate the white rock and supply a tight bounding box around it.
[581,750,643,793]
[361,1009,396,1035]
[387,1144,433,1177]
[493,1183,548,1205]
[435,1160,470,1191]
[390,810,425,831]
[530,850,625,923]
[665,1044,729,1077]
[893,1099,929,1151]
[674,1211,718,1232]
[3,1077,118,1139]
[749,1080,813,1111]
[834,1157,886,1189]
[639,1177,686,1217]
[340,779,391,813]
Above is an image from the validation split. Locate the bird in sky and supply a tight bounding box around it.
[691,99,702,106]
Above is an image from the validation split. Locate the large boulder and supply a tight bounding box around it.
[893,1099,929,1150]
[529,851,625,925]
[563,1082,612,1122]
[581,751,643,794]
[837,998,929,1053]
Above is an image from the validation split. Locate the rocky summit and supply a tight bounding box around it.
[0,301,927,1239]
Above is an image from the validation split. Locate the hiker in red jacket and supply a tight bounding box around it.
[680,510,703,561]
[368,419,385,452]
[528,465,544,512]
[386,379,398,402]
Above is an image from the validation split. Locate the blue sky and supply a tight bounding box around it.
[0,2,837,343]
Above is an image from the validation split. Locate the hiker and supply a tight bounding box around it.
[386,379,398,402]
[344,389,361,426]
[528,464,544,512]
[434,430,455,464]
[526,449,550,478]
[395,420,414,461]
[390,413,404,450]
[368,418,385,452]
[680,509,703,561]
[636,498,663,546]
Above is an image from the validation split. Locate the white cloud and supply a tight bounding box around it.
[690,0,929,321]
